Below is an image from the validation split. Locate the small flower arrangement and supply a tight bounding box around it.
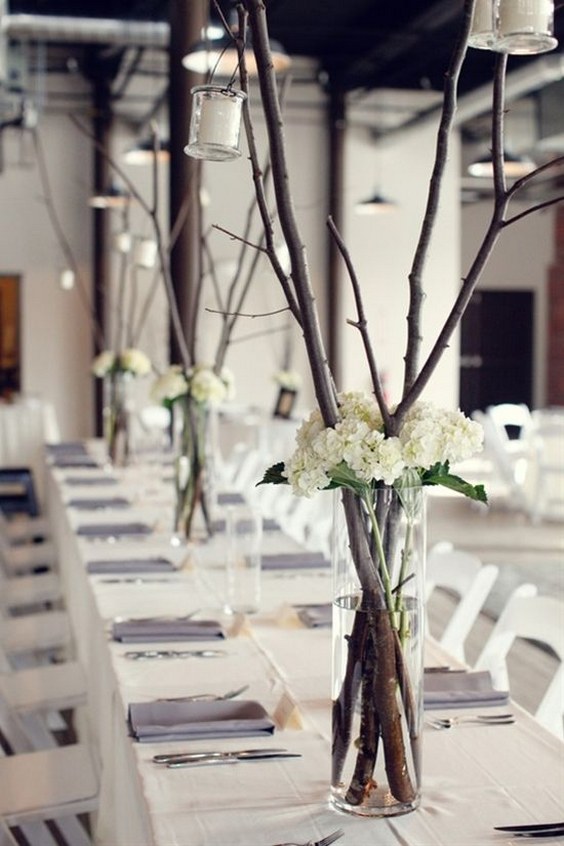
[273,369,302,392]
[91,348,152,378]
[151,363,235,408]
[262,392,486,503]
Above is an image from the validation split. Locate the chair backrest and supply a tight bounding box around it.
[486,403,533,443]
[0,469,40,517]
[426,543,498,663]
[475,583,564,737]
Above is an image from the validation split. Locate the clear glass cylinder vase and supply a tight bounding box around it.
[103,371,133,468]
[173,396,216,542]
[331,485,426,817]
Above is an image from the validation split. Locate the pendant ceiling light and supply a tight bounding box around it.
[88,183,130,209]
[467,150,537,178]
[355,192,397,215]
[122,137,170,166]
[182,7,291,77]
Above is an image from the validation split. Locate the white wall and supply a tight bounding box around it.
[0,69,502,444]
[342,120,462,409]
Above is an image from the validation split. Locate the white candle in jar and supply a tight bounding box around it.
[498,0,553,34]
[134,238,157,268]
[113,231,132,254]
[197,93,241,148]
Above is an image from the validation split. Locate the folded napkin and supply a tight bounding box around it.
[423,670,509,710]
[211,516,279,534]
[67,497,130,510]
[296,603,332,628]
[63,476,118,486]
[52,456,99,468]
[112,618,225,642]
[262,551,330,570]
[46,441,89,455]
[76,522,152,538]
[217,492,246,505]
[86,556,176,574]
[128,699,275,742]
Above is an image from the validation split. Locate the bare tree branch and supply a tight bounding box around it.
[401,0,473,400]
[327,216,392,432]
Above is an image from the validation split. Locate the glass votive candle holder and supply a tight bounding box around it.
[113,231,132,254]
[184,85,247,162]
[468,0,499,49]
[496,0,558,54]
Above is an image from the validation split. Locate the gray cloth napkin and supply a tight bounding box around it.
[76,522,152,538]
[217,492,246,505]
[67,497,130,510]
[52,456,99,468]
[128,699,275,742]
[112,618,225,642]
[47,441,89,455]
[262,551,330,570]
[423,670,509,710]
[63,476,118,486]
[296,603,332,628]
[86,557,176,574]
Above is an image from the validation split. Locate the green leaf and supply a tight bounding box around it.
[256,462,289,486]
[421,461,488,504]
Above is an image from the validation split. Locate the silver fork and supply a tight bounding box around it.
[271,828,345,846]
[157,684,249,702]
[428,713,514,729]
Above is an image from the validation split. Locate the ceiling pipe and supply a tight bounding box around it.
[375,54,564,142]
[4,14,169,48]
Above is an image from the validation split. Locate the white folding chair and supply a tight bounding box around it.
[528,412,564,522]
[473,410,530,509]
[0,607,72,667]
[475,583,564,738]
[0,565,62,613]
[0,820,18,846]
[0,639,87,752]
[0,690,98,846]
[425,542,499,663]
[0,509,51,545]
[0,533,58,577]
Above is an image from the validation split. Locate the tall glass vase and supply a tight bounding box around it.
[173,395,215,542]
[103,371,132,468]
[331,484,426,817]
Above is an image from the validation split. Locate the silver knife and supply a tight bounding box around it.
[159,749,302,768]
[153,747,289,763]
[123,649,226,659]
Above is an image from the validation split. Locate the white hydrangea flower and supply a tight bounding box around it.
[274,369,302,390]
[150,366,188,404]
[91,350,116,377]
[220,366,236,401]
[189,365,228,406]
[282,395,483,498]
[120,348,152,376]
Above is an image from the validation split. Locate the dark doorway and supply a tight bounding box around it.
[0,275,21,399]
[459,289,534,415]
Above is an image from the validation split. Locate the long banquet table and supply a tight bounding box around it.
[46,449,564,846]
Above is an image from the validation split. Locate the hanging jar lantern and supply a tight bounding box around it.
[496,0,558,54]
[468,0,499,49]
[134,238,158,268]
[184,85,247,162]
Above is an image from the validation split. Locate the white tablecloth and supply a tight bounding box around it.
[47,457,564,846]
